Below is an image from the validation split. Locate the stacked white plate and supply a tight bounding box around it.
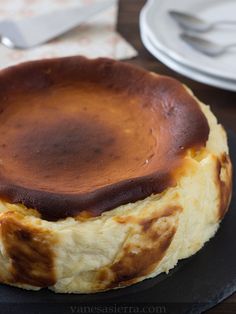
[140,0,236,91]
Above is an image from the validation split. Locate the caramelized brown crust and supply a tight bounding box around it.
[96,206,181,289]
[216,153,232,220]
[0,212,56,286]
[0,57,209,220]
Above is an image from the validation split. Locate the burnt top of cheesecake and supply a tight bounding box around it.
[0,57,209,220]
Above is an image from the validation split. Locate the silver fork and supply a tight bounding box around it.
[180,33,236,57]
[0,0,114,49]
[169,10,236,33]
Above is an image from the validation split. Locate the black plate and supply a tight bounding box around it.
[1,131,236,314]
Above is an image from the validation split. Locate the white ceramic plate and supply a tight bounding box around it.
[140,23,236,92]
[141,0,236,82]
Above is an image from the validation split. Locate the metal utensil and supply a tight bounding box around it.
[180,33,236,57]
[169,10,236,33]
[0,0,114,49]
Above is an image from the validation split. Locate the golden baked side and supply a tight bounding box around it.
[0,88,232,293]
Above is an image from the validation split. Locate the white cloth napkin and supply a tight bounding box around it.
[0,0,137,68]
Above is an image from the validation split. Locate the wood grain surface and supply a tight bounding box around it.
[117,1,236,313]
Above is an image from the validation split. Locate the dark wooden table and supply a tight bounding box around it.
[117,1,236,313]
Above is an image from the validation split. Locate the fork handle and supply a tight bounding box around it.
[213,20,236,27]
[225,42,236,50]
